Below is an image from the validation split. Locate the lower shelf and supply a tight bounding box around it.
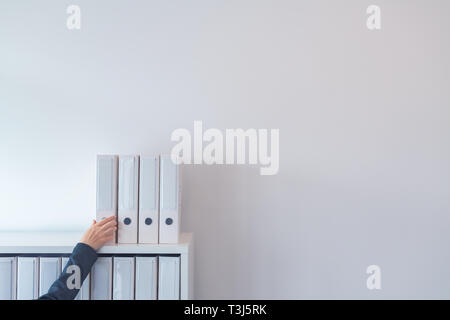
[1,254,182,300]
[0,232,194,300]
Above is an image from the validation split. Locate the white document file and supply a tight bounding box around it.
[158,256,180,300]
[135,256,158,300]
[97,155,118,243]
[113,257,135,300]
[17,257,39,300]
[139,156,159,243]
[118,155,139,244]
[0,257,16,300]
[91,257,113,300]
[61,257,90,300]
[39,257,61,296]
[159,155,181,244]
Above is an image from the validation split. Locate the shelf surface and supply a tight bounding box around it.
[0,231,192,254]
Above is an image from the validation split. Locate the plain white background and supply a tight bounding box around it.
[1,0,450,298]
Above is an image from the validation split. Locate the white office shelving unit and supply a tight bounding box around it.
[0,232,194,300]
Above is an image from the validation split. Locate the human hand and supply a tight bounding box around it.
[80,216,117,251]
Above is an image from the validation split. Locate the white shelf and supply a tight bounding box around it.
[0,232,192,255]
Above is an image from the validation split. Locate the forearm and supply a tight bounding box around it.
[38,243,97,300]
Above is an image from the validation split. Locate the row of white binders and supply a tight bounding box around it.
[0,255,180,300]
[97,154,181,244]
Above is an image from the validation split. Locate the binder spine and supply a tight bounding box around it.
[158,256,180,300]
[91,257,113,300]
[39,257,61,296]
[138,156,160,243]
[96,155,119,243]
[0,257,16,300]
[17,257,39,300]
[135,256,158,300]
[118,155,139,244]
[112,257,135,300]
[159,155,180,244]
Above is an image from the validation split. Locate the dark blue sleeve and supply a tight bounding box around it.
[38,242,98,300]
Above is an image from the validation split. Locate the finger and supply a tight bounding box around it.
[99,219,117,231]
[103,234,116,243]
[93,219,97,225]
[96,215,116,226]
[102,227,117,236]
[101,225,117,235]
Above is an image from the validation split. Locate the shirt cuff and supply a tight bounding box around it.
[72,242,98,268]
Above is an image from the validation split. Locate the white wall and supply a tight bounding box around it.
[1,0,450,298]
